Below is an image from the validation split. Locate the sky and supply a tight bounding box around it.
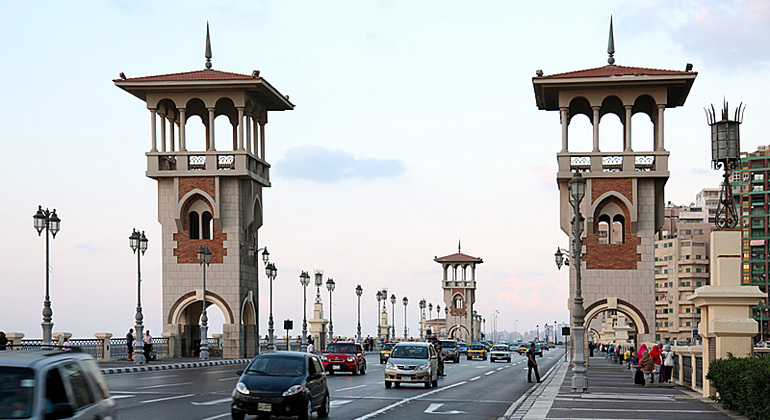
[2,0,770,342]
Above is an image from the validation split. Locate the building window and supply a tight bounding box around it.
[686,322,691,327]
[454,296,464,309]
[696,281,702,287]
[694,229,704,235]
[696,254,702,259]
[696,268,702,273]
[685,268,691,273]
[189,212,200,239]
[188,200,214,240]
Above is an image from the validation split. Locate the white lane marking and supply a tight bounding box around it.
[137,381,194,390]
[110,395,134,399]
[354,381,467,420]
[330,400,353,407]
[335,384,367,392]
[475,366,485,369]
[200,414,230,420]
[425,403,466,414]
[218,377,237,382]
[484,371,495,376]
[202,369,235,375]
[469,376,481,381]
[137,374,178,380]
[191,397,232,406]
[496,367,504,371]
[141,394,195,404]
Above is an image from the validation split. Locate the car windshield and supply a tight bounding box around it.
[246,356,305,377]
[326,344,357,353]
[492,346,508,351]
[390,345,429,359]
[440,341,456,349]
[382,343,395,350]
[470,344,485,350]
[0,367,35,418]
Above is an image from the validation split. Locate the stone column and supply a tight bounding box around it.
[624,105,633,152]
[159,111,167,152]
[5,332,24,350]
[149,108,158,152]
[592,106,600,152]
[259,112,267,161]
[237,107,245,150]
[560,107,569,152]
[655,105,665,151]
[94,332,113,360]
[207,107,216,151]
[162,331,177,358]
[179,108,187,151]
[308,300,328,351]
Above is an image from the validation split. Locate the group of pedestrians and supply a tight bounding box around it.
[125,328,154,362]
[636,343,675,385]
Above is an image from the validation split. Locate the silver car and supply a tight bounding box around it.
[489,344,512,363]
[384,342,439,389]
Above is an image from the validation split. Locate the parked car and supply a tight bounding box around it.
[384,342,439,389]
[320,342,366,375]
[528,342,543,357]
[489,344,512,363]
[439,340,461,363]
[457,342,468,355]
[467,344,488,360]
[509,342,523,352]
[0,349,116,420]
[380,342,396,364]
[232,351,330,420]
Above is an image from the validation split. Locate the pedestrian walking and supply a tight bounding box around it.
[307,341,315,353]
[662,345,674,383]
[126,328,134,360]
[0,331,7,351]
[588,341,595,357]
[143,330,153,362]
[527,342,541,383]
[650,343,662,382]
[639,349,653,386]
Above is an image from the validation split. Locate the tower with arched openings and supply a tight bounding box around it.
[435,245,483,342]
[115,32,293,358]
[532,26,696,347]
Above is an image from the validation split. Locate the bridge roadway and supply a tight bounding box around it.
[106,348,564,420]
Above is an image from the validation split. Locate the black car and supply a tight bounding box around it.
[232,351,330,420]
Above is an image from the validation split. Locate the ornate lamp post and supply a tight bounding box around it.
[536,324,540,342]
[428,303,433,336]
[197,245,212,360]
[33,206,60,349]
[355,284,363,343]
[707,101,743,229]
[299,271,311,351]
[554,320,558,344]
[567,171,588,392]
[248,246,270,354]
[266,262,278,351]
[444,307,449,338]
[390,294,397,341]
[376,290,383,343]
[129,229,148,365]
[326,278,336,343]
[435,305,441,337]
[402,297,409,339]
[419,299,426,339]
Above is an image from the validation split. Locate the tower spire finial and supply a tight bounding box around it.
[607,15,616,66]
[205,21,213,70]
[458,239,461,253]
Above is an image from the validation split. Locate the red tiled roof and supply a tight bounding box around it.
[114,69,256,82]
[434,252,483,263]
[539,65,696,79]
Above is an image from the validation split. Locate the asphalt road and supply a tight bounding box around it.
[106,347,565,420]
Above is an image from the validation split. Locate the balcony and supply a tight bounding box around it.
[147,151,271,185]
[557,151,668,179]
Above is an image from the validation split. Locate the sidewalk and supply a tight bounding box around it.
[98,357,251,375]
[507,354,747,420]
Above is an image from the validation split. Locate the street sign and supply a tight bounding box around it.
[284,319,293,330]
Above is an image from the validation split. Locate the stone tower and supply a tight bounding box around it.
[532,28,696,346]
[434,245,483,342]
[115,32,293,358]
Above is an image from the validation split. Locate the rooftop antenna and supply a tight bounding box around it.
[607,16,616,66]
[205,22,213,70]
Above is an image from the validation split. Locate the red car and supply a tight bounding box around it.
[320,342,367,375]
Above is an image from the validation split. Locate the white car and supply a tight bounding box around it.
[489,344,511,363]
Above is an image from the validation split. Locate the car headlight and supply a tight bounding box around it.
[235,382,249,395]
[418,363,430,371]
[282,384,303,396]
[346,357,355,362]
[320,355,328,361]
[386,362,395,369]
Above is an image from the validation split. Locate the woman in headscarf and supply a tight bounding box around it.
[639,349,654,386]
[636,343,647,365]
[650,344,662,382]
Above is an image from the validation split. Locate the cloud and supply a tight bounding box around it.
[275,145,406,183]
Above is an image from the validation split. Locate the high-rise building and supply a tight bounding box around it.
[654,191,714,344]
[732,146,770,342]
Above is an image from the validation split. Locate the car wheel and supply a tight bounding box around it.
[299,397,312,420]
[352,365,359,375]
[317,391,330,418]
[394,382,401,388]
[432,374,439,388]
[425,379,432,389]
[507,358,511,363]
[467,356,471,360]
[361,362,366,375]
[385,381,392,389]
[231,410,246,420]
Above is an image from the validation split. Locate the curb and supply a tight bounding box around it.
[100,358,251,375]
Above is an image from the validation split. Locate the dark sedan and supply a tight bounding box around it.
[231,351,330,420]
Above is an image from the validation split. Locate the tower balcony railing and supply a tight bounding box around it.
[147,150,270,185]
[557,150,668,178]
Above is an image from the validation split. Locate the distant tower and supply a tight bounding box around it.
[434,243,483,342]
[115,28,294,358]
[532,21,696,347]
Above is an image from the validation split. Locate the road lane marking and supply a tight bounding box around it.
[218,377,237,382]
[141,394,195,404]
[354,381,467,420]
[200,414,230,420]
[335,384,367,392]
[496,367,503,371]
[110,395,134,399]
[137,381,194,390]
[470,376,481,381]
[136,374,178,380]
[330,400,353,407]
[484,371,495,376]
[202,369,235,375]
[425,403,466,414]
[191,397,232,406]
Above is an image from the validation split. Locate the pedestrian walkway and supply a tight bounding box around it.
[506,354,747,420]
[98,357,250,375]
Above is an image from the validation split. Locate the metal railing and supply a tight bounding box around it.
[682,355,692,387]
[694,355,703,389]
[16,339,104,359]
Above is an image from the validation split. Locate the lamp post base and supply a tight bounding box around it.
[571,325,588,393]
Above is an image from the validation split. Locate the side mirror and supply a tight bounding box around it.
[236,369,243,376]
[45,402,75,420]
[309,372,324,380]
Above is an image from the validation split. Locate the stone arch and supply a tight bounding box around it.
[241,293,256,325]
[175,189,219,232]
[568,96,592,122]
[448,324,469,339]
[168,290,235,325]
[584,298,649,336]
[589,191,637,228]
[248,193,263,230]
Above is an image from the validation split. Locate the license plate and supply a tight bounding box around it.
[332,365,341,370]
[258,403,271,412]
[401,375,411,380]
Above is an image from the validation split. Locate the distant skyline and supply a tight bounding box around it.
[2,1,770,340]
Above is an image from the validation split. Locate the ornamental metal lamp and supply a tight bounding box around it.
[299,271,311,351]
[129,229,148,365]
[266,262,278,351]
[197,245,212,360]
[707,100,744,229]
[402,296,409,339]
[567,171,588,392]
[355,284,363,343]
[419,299,426,339]
[390,294,397,341]
[326,278,335,343]
[376,290,383,343]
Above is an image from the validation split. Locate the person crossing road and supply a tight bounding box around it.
[527,342,541,383]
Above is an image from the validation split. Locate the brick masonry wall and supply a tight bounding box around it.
[179,177,215,201]
[591,178,633,204]
[584,196,641,270]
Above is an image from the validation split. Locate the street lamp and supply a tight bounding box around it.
[266,262,278,351]
[299,271,311,351]
[402,297,408,339]
[390,294,396,341]
[326,278,335,343]
[554,247,570,270]
[428,303,433,336]
[356,284,363,343]
[537,324,540,342]
[707,101,743,229]
[197,245,212,360]
[554,320,558,344]
[376,290,383,343]
[419,299,426,339]
[566,170,588,392]
[33,206,60,349]
[435,304,441,337]
[444,307,448,338]
[248,245,270,355]
[129,229,148,365]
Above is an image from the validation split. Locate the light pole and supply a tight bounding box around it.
[554,320,558,344]
[419,299,426,339]
[556,171,589,392]
[435,305,441,337]
[197,245,212,360]
[390,294,396,341]
[356,285,363,343]
[444,307,448,338]
[402,297,408,339]
[376,291,383,343]
[266,262,278,351]
[537,324,540,342]
[33,206,60,349]
[299,271,310,351]
[428,303,433,337]
[514,319,519,340]
[326,278,335,343]
[129,229,148,365]
[249,246,270,355]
